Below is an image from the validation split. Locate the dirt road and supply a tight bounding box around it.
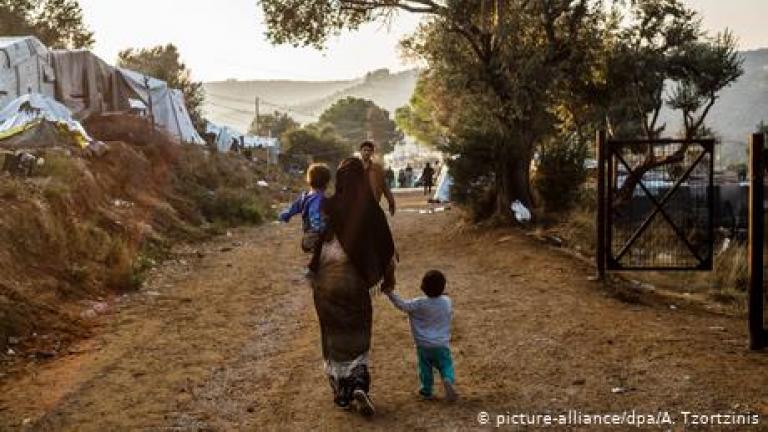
[1,191,767,431]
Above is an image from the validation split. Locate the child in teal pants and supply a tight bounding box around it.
[384,270,458,401]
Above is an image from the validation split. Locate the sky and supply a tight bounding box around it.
[77,0,768,83]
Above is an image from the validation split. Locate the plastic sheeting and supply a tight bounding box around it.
[50,50,121,119]
[205,121,241,152]
[0,37,55,110]
[117,68,204,145]
[432,163,452,203]
[0,93,94,148]
[48,49,204,145]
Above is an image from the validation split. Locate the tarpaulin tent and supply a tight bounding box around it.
[432,163,452,203]
[116,68,204,145]
[49,49,204,145]
[0,37,55,110]
[0,93,95,149]
[205,121,241,152]
[243,135,280,163]
[50,50,122,119]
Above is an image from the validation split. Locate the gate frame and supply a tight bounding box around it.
[748,133,767,350]
[596,133,715,272]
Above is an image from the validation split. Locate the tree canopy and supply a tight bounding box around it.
[117,44,206,135]
[317,96,401,154]
[248,111,300,137]
[281,123,350,169]
[260,0,744,220]
[0,0,94,49]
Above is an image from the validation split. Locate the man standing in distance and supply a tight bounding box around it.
[359,141,396,216]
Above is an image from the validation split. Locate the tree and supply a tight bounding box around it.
[261,0,603,219]
[0,0,94,49]
[248,110,299,137]
[281,125,350,169]
[598,1,743,202]
[117,44,206,135]
[317,96,401,154]
[260,0,743,220]
[394,76,447,147]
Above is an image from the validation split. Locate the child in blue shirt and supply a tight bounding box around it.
[383,270,458,401]
[279,163,331,264]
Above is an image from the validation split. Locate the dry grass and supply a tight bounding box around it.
[0,126,299,352]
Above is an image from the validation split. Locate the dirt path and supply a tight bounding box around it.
[1,191,767,431]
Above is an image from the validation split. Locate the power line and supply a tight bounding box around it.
[205,92,321,119]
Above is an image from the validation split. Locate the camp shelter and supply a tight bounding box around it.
[49,49,204,145]
[50,50,122,119]
[205,121,242,152]
[0,37,55,110]
[432,162,452,203]
[116,68,204,145]
[0,93,93,149]
[243,135,280,163]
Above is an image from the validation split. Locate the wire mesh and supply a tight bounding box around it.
[606,139,713,270]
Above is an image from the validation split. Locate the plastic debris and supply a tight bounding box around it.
[257,180,269,187]
[511,200,531,223]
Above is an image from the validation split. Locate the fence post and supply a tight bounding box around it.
[748,133,766,350]
[595,130,607,280]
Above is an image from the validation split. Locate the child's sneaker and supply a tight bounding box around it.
[418,389,434,400]
[443,381,458,402]
[353,389,375,417]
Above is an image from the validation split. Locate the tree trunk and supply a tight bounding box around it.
[495,151,533,220]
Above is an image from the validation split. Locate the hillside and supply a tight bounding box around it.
[203,48,768,158]
[202,69,419,132]
[291,69,419,120]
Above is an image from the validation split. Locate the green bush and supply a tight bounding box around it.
[534,138,588,212]
[200,187,265,226]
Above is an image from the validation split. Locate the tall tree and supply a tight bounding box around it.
[248,110,299,137]
[117,44,206,134]
[261,0,602,218]
[317,96,401,154]
[0,0,94,49]
[597,1,743,202]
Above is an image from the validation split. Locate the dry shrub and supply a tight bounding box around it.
[713,242,748,293]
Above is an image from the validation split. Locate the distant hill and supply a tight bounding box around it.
[202,69,418,133]
[203,49,768,163]
[292,69,419,120]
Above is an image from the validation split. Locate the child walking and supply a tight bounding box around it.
[383,270,458,401]
[279,163,331,271]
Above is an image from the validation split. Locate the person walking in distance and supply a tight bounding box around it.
[420,162,435,196]
[359,141,396,216]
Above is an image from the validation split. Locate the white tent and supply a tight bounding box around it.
[116,68,204,145]
[0,93,95,148]
[205,121,242,152]
[243,135,280,163]
[0,37,55,110]
[432,163,452,203]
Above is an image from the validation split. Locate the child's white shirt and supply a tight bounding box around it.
[385,292,452,348]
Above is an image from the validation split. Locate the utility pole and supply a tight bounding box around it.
[254,96,260,135]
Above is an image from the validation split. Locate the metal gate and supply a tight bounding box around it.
[597,133,715,272]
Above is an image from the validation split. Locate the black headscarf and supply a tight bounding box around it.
[320,157,395,288]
